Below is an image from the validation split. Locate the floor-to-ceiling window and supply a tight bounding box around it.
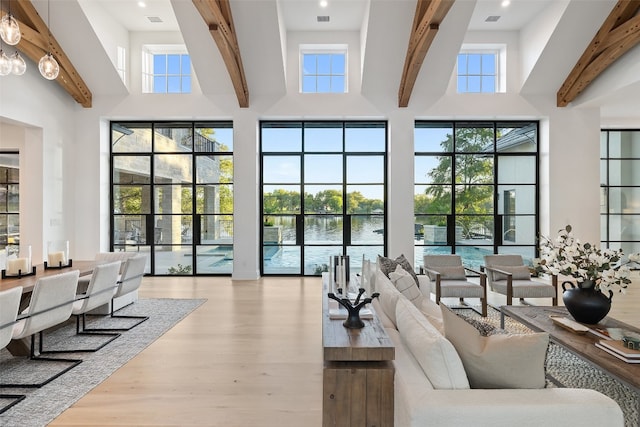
[600,129,640,257]
[111,121,233,275]
[0,153,19,262]
[414,121,539,270]
[260,121,387,276]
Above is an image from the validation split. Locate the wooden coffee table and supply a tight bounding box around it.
[501,305,639,419]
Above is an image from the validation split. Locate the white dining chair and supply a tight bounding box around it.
[0,270,82,388]
[84,255,148,331]
[0,286,26,413]
[41,261,122,353]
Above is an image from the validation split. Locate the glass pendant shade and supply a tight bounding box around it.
[39,52,59,80]
[0,13,21,45]
[0,50,11,76]
[11,51,25,75]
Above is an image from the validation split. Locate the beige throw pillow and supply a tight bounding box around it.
[491,265,531,281]
[389,264,422,305]
[440,304,549,389]
[396,298,470,390]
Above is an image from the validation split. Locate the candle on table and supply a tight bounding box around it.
[48,251,67,266]
[329,255,334,293]
[7,257,29,275]
[342,256,347,298]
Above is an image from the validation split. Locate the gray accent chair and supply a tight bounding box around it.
[422,254,487,317]
[0,270,82,388]
[483,254,557,306]
[0,287,25,413]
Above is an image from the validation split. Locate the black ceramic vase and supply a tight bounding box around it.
[562,280,612,325]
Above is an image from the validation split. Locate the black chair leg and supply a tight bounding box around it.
[83,301,148,332]
[0,333,82,388]
[0,394,26,414]
[40,315,120,353]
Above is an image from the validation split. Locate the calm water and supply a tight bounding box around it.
[263,217,499,274]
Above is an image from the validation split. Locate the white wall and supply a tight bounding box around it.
[0,22,635,279]
[0,64,78,263]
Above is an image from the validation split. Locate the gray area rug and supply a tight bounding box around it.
[458,305,638,427]
[0,298,206,427]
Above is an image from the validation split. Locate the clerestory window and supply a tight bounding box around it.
[300,44,347,93]
[142,45,191,94]
[457,44,506,94]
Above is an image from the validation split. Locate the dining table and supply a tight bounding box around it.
[1,259,109,356]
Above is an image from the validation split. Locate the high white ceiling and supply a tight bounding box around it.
[40,0,640,119]
[96,0,552,32]
[96,0,179,31]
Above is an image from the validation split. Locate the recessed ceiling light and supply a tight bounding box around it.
[138,1,146,7]
[320,0,328,8]
[501,0,511,6]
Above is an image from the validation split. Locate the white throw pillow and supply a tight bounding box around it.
[389,264,422,305]
[417,297,444,334]
[440,304,549,389]
[376,269,402,328]
[396,297,469,390]
[491,265,532,281]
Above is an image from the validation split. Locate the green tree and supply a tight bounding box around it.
[264,189,301,214]
[305,189,342,213]
[419,127,494,237]
[114,186,143,214]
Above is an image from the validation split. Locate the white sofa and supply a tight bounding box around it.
[369,267,624,427]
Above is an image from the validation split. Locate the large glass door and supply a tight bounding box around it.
[0,153,19,264]
[111,121,233,275]
[414,121,538,270]
[261,121,386,276]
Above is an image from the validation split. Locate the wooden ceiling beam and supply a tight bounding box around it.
[1,0,92,108]
[398,0,454,108]
[193,0,249,108]
[557,0,640,107]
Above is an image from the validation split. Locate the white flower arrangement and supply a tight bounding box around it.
[535,225,640,295]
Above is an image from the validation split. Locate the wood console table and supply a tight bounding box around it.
[322,273,394,427]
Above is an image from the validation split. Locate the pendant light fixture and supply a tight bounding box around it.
[0,48,11,76]
[38,0,59,80]
[0,0,21,46]
[10,50,25,75]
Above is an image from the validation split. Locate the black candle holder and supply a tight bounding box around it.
[44,259,73,270]
[328,288,379,329]
[1,266,37,279]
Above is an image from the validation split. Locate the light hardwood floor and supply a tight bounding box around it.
[49,273,640,427]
